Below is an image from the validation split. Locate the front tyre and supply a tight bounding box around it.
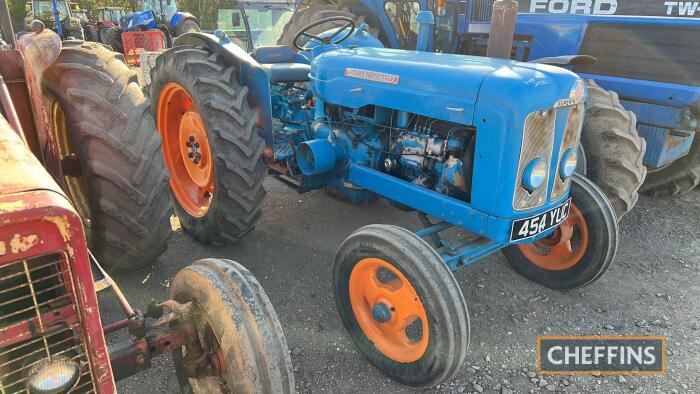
[503,174,618,289]
[171,259,294,393]
[150,46,267,245]
[333,224,469,388]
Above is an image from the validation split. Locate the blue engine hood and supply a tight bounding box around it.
[310,47,580,126]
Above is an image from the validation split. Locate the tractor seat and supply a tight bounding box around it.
[253,45,311,83]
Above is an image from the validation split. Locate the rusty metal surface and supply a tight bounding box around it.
[16,29,65,185]
[0,124,116,393]
[0,49,41,156]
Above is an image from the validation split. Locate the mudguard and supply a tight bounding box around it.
[173,32,274,149]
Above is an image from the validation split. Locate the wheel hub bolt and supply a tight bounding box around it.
[372,302,392,323]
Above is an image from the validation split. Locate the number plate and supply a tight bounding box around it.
[510,199,572,242]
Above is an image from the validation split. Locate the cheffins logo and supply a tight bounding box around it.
[537,336,666,375]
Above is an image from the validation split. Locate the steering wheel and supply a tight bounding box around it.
[293,16,356,51]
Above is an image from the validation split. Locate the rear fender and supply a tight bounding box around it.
[173,33,274,151]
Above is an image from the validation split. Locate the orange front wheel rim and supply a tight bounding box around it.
[157,82,214,218]
[517,204,589,271]
[348,258,429,363]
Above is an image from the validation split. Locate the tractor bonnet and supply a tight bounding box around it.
[310,47,582,126]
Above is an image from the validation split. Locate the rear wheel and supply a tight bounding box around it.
[175,19,200,36]
[84,24,99,42]
[580,80,646,220]
[640,135,700,196]
[334,224,469,388]
[278,5,375,49]
[502,174,618,289]
[103,26,122,52]
[171,259,294,393]
[150,46,267,245]
[43,41,172,271]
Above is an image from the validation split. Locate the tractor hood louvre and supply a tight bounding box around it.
[310,47,578,126]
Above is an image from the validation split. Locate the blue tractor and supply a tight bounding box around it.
[103,0,199,51]
[149,10,619,387]
[282,0,698,218]
[513,13,699,197]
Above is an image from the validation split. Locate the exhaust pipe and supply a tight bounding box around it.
[486,0,518,59]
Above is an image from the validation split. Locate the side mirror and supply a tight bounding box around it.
[232,12,241,27]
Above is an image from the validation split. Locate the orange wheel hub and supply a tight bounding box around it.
[517,203,589,271]
[348,258,429,363]
[157,83,214,218]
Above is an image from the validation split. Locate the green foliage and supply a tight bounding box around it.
[178,0,218,30]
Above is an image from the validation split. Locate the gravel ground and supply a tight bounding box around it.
[105,179,699,393]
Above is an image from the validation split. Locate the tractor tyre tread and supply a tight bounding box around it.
[43,41,172,271]
[581,79,647,220]
[103,26,122,52]
[640,133,700,196]
[150,46,267,245]
[174,18,200,36]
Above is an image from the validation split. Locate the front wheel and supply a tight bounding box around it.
[170,259,294,393]
[503,174,618,289]
[333,224,469,388]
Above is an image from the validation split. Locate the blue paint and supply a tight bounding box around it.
[512,13,700,170]
[175,17,586,271]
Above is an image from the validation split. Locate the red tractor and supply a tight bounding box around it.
[92,6,125,44]
[0,2,294,392]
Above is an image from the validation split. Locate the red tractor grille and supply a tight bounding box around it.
[0,252,96,393]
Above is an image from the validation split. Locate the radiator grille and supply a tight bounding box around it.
[552,103,584,200]
[514,108,555,210]
[0,253,95,394]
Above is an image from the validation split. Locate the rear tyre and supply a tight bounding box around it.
[103,26,122,52]
[580,80,646,220]
[84,24,99,42]
[171,259,294,393]
[334,224,469,388]
[502,174,618,289]
[43,41,172,271]
[175,18,200,36]
[640,135,700,196]
[150,46,267,245]
[278,5,376,49]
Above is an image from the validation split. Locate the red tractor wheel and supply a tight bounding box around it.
[170,259,294,393]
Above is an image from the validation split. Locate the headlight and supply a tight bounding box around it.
[26,356,80,394]
[69,17,80,26]
[559,148,578,179]
[522,157,547,192]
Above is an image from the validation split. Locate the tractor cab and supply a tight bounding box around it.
[24,0,82,39]
[96,6,125,23]
[217,0,296,51]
